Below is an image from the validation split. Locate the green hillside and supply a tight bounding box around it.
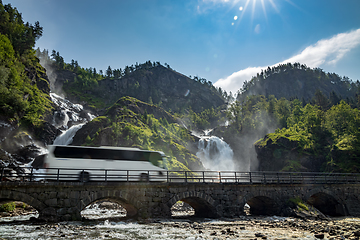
[71,96,203,171]
[0,2,53,142]
[238,63,359,102]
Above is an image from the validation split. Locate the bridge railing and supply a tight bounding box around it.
[1,166,360,184]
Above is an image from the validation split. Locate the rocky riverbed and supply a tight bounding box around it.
[1,213,360,239]
[1,201,360,239]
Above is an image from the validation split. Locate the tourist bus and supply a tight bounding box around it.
[43,145,168,182]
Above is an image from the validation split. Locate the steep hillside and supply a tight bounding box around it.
[72,96,203,171]
[48,61,226,113]
[0,2,56,147]
[238,63,359,102]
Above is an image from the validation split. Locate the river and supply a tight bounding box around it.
[1,209,359,240]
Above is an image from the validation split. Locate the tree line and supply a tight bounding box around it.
[226,92,360,172]
[0,1,52,129]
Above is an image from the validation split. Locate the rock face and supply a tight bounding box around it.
[254,135,325,172]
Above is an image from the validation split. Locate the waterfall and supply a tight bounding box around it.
[196,135,235,171]
[50,93,95,145]
[53,123,86,145]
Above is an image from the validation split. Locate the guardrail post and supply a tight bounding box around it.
[185,171,187,183]
[30,167,33,182]
[249,172,252,184]
[263,172,266,184]
[105,170,107,182]
[219,172,221,183]
[127,170,129,182]
[167,171,169,183]
[202,171,205,183]
[235,172,237,183]
[324,174,327,184]
[57,169,60,182]
[301,173,304,183]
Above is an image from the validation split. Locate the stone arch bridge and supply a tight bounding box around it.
[1,181,360,221]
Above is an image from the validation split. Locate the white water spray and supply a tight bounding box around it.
[53,123,86,145]
[196,135,234,171]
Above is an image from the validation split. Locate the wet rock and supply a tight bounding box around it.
[255,232,266,238]
[98,201,120,210]
[314,233,325,239]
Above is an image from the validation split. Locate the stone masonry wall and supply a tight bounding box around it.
[0,182,359,221]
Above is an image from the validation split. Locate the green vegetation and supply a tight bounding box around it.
[0,202,15,212]
[289,197,309,211]
[227,92,360,172]
[238,62,359,103]
[184,106,226,130]
[0,2,52,130]
[36,47,227,112]
[82,97,202,171]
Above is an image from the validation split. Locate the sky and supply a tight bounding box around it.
[6,0,360,93]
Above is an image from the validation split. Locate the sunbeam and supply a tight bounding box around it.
[260,0,268,21]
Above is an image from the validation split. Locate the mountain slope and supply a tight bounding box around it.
[238,63,359,102]
[72,96,203,171]
[53,63,226,113]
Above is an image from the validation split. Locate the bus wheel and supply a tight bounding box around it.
[140,173,149,182]
[79,171,90,182]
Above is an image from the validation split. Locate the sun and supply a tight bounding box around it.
[232,0,279,25]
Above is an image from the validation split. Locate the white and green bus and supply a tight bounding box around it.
[43,145,167,182]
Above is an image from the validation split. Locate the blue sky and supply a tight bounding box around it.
[6,0,360,93]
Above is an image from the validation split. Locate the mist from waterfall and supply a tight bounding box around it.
[196,135,235,171]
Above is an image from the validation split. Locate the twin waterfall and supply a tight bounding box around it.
[50,94,235,170]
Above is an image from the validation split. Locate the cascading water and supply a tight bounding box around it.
[196,132,235,171]
[50,93,95,145]
[53,123,86,145]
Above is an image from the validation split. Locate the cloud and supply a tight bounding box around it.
[213,66,263,93]
[214,28,360,92]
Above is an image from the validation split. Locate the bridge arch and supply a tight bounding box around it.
[167,191,218,218]
[80,190,138,217]
[240,193,280,216]
[305,189,348,216]
[0,189,46,213]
